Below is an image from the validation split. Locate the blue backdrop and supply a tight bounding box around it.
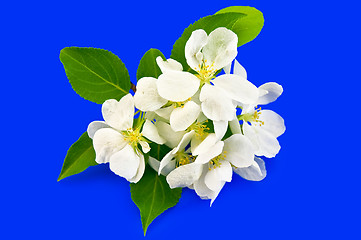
[1,0,360,239]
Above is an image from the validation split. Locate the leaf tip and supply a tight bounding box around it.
[143,227,148,236]
[57,174,64,182]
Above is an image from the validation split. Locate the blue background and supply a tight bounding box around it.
[1,0,360,239]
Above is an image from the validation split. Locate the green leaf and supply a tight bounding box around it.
[148,142,172,161]
[216,6,264,46]
[171,6,264,71]
[136,48,165,80]
[131,143,178,235]
[130,166,182,235]
[58,132,97,181]
[60,47,131,104]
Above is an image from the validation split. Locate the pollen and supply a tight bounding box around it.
[208,151,227,170]
[252,106,265,126]
[122,129,144,148]
[238,106,265,126]
[195,60,216,84]
[175,151,195,167]
[171,98,192,109]
[189,120,210,138]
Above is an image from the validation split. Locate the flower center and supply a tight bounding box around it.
[122,128,145,149]
[175,151,195,167]
[188,120,210,139]
[172,98,191,108]
[195,59,216,85]
[238,106,264,126]
[164,98,192,109]
[208,151,227,170]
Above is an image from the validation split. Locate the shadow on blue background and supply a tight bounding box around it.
[1,0,360,239]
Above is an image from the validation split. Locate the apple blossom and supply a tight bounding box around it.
[166,133,255,204]
[87,94,162,183]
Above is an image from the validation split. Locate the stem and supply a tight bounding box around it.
[131,83,137,93]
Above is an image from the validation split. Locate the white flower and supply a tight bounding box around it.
[166,133,255,205]
[87,94,161,183]
[158,130,196,175]
[134,60,201,132]
[240,107,285,158]
[155,113,215,172]
[152,28,258,126]
[227,60,286,158]
[184,27,259,122]
[233,157,267,181]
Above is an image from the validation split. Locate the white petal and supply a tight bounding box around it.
[212,74,259,104]
[223,133,255,168]
[139,141,150,153]
[258,88,269,98]
[190,135,203,154]
[166,163,203,188]
[134,77,167,111]
[191,90,201,105]
[145,111,156,121]
[241,104,257,115]
[194,165,215,199]
[157,71,200,102]
[200,84,236,121]
[148,157,176,176]
[204,169,222,192]
[93,128,126,164]
[174,130,195,153]
[223,62,231,74]
[148,157,160,172]
[163,160,176,176]
[196,141,224,164]
[141,120,166,144]
[251,125,281,158]
[234,157,266,181]
[87,121,109,139]
[170,101,200,131]
[102,94,134,131]
[257,82,283,105]
[217,160,233,182]
[185,29,208,71]
[197,112,207,122]
[156,56,183,73]
[202,27,238,70]
[158,150,176,175]
[192,133,218,156]
[128,152,145,183]
[210,181,225,206]
[155,121,185,148]
[234,59,247,79]
[162,133,195,172]
[242,123,260,152]
[205,162,232,192]
[155,106,174,121]
[213,120,228,140]
[229,118,241,134]
[109,145,140,181]
[258,110,286,137]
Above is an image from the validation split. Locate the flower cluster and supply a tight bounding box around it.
[87,27,285,204]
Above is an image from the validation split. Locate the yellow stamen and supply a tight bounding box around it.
[208,151,227,169]
[122,128,146,151]
[189,120,210,139]
[175,151,195,167]
[170,98,192,109]
[195,60,216,85]
[239,106,265,126]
